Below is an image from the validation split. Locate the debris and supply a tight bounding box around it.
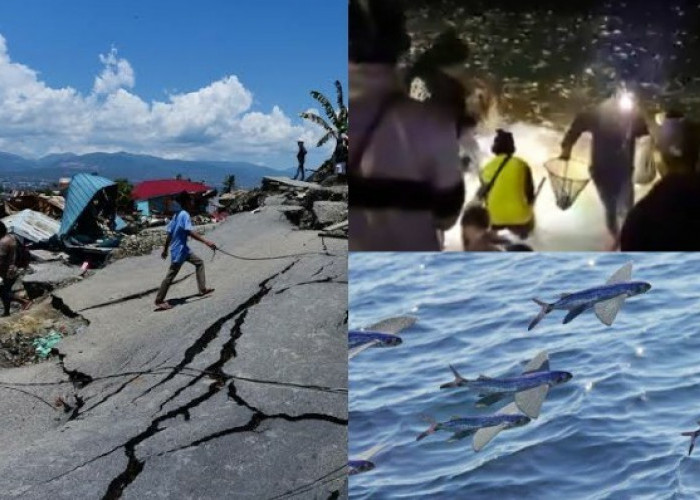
[29,250,68,263]
[318,220,348,239]
[312,202,348,226]
[33,330,63,359]
[2,209,60,244]
[22,263,82,299]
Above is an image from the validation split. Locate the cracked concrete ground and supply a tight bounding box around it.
[0,207,348,499]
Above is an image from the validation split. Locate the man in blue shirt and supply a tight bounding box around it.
[155,192,217,311]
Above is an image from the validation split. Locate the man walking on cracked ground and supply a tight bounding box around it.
[155,191,217,311]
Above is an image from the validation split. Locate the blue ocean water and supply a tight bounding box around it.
[349,252,700,500]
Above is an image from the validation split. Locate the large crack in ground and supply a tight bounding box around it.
[133,259,298,406]
[78,273,195,312]
[98,257,346,499]
[273,276,347,295]
[4,255,346,499]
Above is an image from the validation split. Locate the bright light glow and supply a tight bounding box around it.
[444,122,658,251]
[618,91,634,112]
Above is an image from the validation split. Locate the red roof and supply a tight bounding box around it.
[132,179,210,201]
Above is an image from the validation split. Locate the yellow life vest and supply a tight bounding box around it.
[480,154,533,225]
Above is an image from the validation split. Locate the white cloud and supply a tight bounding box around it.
[0,33,333,165]
[93,47,135,94]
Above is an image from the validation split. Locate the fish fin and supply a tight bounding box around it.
[348,340,379,359]
[528,299,552,331]
[448,429,475,442]
[356,443,386,461]
[563,304,588,324]
[477,374,491,381]
[472,404,521,452]
[515,384,549,419]
[473,424,506,451]
[594,295,626,326]
[559,292,571,299]
[685,433,698,456]
[523,351,549,373]
[440,364,469,389]
[606,262,633,285]
[496,401,524,416]
[366,316,417,335]
[475,393,507,407]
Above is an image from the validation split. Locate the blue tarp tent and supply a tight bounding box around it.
[59,173,117,238]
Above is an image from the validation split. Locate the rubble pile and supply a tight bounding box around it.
[110,225,209,260]
[221,176,348,231]
[22,263,82,299]
[0,170,347,370]
[0,301,86,368]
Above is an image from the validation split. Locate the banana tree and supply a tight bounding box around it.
[299,80,348,152]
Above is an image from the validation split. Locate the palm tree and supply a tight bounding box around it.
[114,178,134,212]
[223,175,236,193]
[299,80,348,151]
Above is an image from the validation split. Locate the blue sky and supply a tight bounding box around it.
[0,0,347,168]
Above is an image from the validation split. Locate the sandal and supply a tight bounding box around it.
[154,302,174,311]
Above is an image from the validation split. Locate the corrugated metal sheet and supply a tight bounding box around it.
[136,200,150,216]
[2,209,60,243]
[59,173,116,237]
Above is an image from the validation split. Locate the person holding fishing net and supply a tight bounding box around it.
[559,86,649,244]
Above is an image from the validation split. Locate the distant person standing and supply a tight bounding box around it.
[293,141,307,181]
[335,134,349,176]
[0,222,32,316]
[155,192,217,311]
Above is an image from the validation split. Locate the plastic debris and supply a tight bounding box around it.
[33,330,63,359]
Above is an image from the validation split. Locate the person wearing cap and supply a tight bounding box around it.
[479,129,536,239]
[559,88,649,240]
[349,0,464,251]
[293,141,307,181]
[655,107,700,177]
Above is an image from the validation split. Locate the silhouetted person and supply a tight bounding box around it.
[335,134,348,176]
[460,206,502,251]
[349,0,464,250]
[620,173,700,251]
[560,89,649,239]
[656,107,700,177]
[293,141,307,181]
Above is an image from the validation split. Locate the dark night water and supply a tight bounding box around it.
[349,252,700,499]
[405,1,700,125]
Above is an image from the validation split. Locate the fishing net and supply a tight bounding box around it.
[543,158,590,211]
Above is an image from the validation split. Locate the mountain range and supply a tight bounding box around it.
[0,151,295,188]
